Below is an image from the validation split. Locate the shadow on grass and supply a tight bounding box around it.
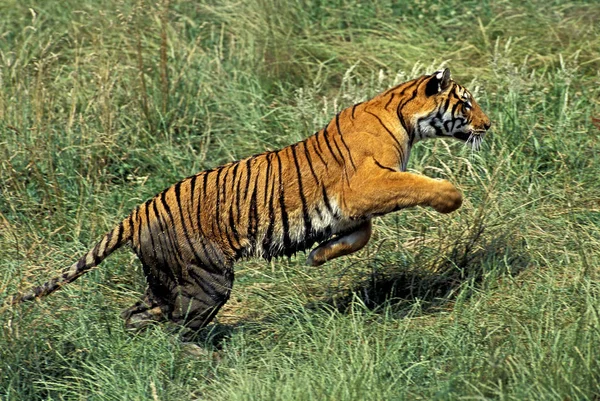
[316,224,531,315]
[191,224,532,349]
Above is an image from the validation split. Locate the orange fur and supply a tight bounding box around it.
[9,68,491,331]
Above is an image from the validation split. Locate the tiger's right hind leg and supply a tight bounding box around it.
[169,263,234,332]
[123,261,234,333]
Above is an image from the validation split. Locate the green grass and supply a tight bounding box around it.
[1,0,600,399]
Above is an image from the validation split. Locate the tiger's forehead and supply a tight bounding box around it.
[453,85,471,99]
[452,85,473,105]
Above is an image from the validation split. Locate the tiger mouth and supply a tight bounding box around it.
[453,130,485,142]
[453,131,472,141]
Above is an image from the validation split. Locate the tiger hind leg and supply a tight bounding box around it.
[169,264,234,332]
[307,219,372,266]
[121,294,170,331]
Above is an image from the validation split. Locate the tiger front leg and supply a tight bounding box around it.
[307,220,372,266]
[343,159,462,218]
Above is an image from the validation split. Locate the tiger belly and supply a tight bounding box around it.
[251,197,363,260]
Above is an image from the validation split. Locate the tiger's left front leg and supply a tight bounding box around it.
[342,158,463,218]
[307,220,372,266]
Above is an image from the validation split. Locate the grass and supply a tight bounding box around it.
[1,0,600,399]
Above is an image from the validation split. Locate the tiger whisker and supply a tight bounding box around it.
[464,131,485,152]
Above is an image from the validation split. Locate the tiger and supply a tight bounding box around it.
[7,68,491,331]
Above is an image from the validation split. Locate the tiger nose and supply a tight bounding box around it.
[484,120,491,130]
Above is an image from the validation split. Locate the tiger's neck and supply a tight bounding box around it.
[331,98,413,174]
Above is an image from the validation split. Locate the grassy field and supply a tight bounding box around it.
[1,0,599,399]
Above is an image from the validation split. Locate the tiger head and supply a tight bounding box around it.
[408,68,491,147]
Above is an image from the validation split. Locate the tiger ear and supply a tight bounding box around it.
[425,68,452,96]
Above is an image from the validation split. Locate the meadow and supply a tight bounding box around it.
[1,0,599,399]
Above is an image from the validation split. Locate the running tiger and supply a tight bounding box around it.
[8,68,491,330]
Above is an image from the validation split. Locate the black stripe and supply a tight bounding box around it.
[165,185,180,225]
[263,153,273,204]
[246,161,260,247]
[444,118,454,133]
[262,158,277,258]
[415,75,428,90]
[152,198,179,269]
[76,255,86,271]
[383,75,424,97]
[397,88,419,110]
[222,221,240,259]
[229,163,240,208]
[135,204,144,254]
[115,221,124,246]
[187,269,222,301]
[332,137,346,166]
[450,86,461,101]
[221,165,230,202]
[243,157,253,200]
[396,100,413,141]
[314,131,327,161]
[441,95,453,118]
[227,163,243,256]
[157,188,181,261]
[291,144,312,238]
[374,159,397,172]
[322,126,342,165]
[173,181,183,205]
[366,110,405,163]
[395,80,423,145]
[450,99,461,116]
[227,211,243,258]
[188,175,197,231]
[300,139,319,184]
[214,168,223,233]
[234,161,244,228]
[92,241,102,265]
[335,113,356,170]
[174,180,206,265]
[309,134,328,169]
[192,171,223,269]
[384,93,395,110]
[158,190,185,268]
[313,204,324,221]
[382,83,403,97]
[263,181,277,258]
[422,116,443,137]
[275,151,291,250]
[322,186,334,215]
[193,193,221,274]
[218,166,238,257]
[202,169,210,200]
[351,102,362,119]
[196,174,206,239]
[144,200,159,261]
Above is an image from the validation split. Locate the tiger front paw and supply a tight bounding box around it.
[431,180,462,214]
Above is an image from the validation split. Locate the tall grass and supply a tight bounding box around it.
[1,0,599,399]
